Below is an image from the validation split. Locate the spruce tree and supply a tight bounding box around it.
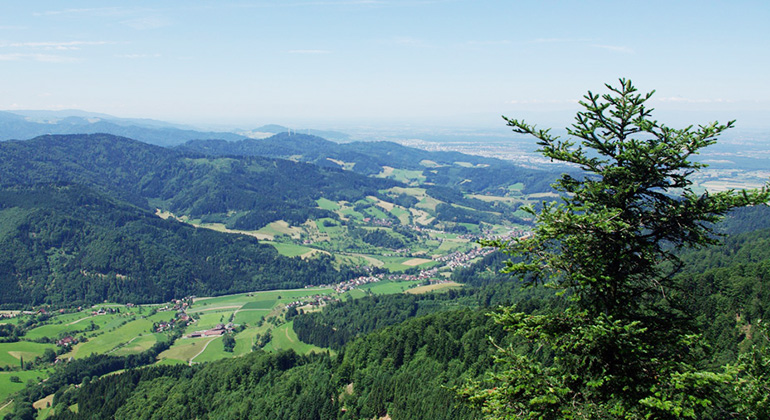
[461,79,769,419]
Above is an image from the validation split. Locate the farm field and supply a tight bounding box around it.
[0,370,50,402]
[62,311,170,359]
[157,336,219,365]
[405,281,463,294]
[262,321,327,355]
[0,342,56,368]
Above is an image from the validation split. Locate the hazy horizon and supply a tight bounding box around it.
[2,1,769,130]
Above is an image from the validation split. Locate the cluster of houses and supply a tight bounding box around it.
[388,266,440,282]
[434,247,496,270]
[91,307,119,316]
[56,336,77,347]
[187,323,233,338]
[154,312,193,333]
[156,297,193,313]
[362,217,395,227]
[285,294,338,310]
[332,275,383,293]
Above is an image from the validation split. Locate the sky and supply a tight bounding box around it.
[1,0,769,130]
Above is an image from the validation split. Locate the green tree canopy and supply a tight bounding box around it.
[464,79,770,419]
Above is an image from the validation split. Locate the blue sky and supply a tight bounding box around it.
[1,1,769,130]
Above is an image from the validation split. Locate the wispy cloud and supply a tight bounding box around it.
[462,40,511,46]
[0,53,78,63]
[1,41,115,50]
[35,7,131,17]
[288,49,332,54]
[121,16,171,30]
[381,36,430,47]
[115,53,162,59]
[530,37,591,44]
[591,44,634,54]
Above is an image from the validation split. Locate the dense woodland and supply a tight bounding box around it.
[0,134,398,230]
[0,220,762,419]
[179,133,559,194]
[0,184,362,305]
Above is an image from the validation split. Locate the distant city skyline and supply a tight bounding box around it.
[2,1,769,130]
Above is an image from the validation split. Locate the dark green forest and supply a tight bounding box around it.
[3,222,763,419]
[178,133,559,194]
[0,184,362,306]
[0,134,398,230]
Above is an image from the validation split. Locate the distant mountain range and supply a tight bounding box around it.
[0,110,353,146]
[0,110,246,146]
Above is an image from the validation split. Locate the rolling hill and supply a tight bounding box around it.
[0,184,361,305]
[178,132,559,194]
[0,133,399,230]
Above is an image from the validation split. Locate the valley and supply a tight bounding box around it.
[0,115,767,419]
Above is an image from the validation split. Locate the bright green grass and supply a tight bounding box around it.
[241,301,276,310]
[155,358,188,366]
[193,312,235,331]
[385,260,439,271]
[438,240,468,252]
[359,280,422,295]
[388,206,411,224]
[316,198,340,211]
[110,333,161,357]
[363,206,390,220]
[344,289,367,299]
[383,168,425,184]
[338,208,364,220]
[334,254,374,267]
[417,196,441,211]
[269,242,316,257]
[190,336,226,363]
[263,322,327,355]
[157,336,218,364]
[0,369,50,402]
[191,294,252,310]
[0,342,57,368]
[253,288,334,302]
[65,312,168,359]
[459,222,481,233]
[25,313,121,340]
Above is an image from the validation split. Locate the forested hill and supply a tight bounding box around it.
[178,133,558,194]
[0,184,361,305]
[0,133,399,229]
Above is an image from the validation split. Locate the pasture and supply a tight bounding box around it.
[0,342,56,368]
[405,281,462,294]
[0,369,50,403]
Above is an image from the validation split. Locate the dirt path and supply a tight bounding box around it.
[0,400,12,413]
[194,305,241,312]
[189,337,217,365]
[283,325,295,345]
[67,315,94,326]
[105,336,140,355]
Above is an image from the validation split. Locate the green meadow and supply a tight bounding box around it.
[262,322,327,355]
[0,342,56,368]
[0,369,50,403]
